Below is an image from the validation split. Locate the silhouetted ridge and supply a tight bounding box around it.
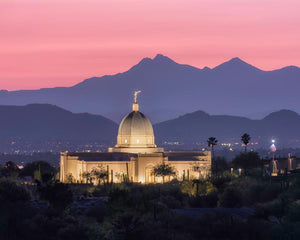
[154,109,300,143]
[0,54,300,123]
[203,66,211,71]
[179,110,210,119]
[263,110,300,121]
[153,54,177,64]
[213,57,262,72]
[0,104,117,141]
[127,54,179,73]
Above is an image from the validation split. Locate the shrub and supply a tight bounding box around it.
[189,190,219,208]
[231,152,261,173]
[245,183,281,205]
[39,183,73,211]
[218,187,243,208]
[0,179,30,204]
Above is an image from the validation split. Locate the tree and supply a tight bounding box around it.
[91,167,108,185]
[66,173,74,183]
[19,161,56,182]
[212,156,228,175]
[81,171,92,184]
[231,151,261,174]
[152,163,176,183]
[0,178,30,204]
[241,133,251,152]
[207,137,218,160]
[0,161,20,179]
[218,187,243,207]
[39,183,73,211]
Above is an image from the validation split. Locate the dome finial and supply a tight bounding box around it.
[134,90,141,103]
[133,90,141,111]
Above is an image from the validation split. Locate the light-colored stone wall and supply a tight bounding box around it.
[135,153,164,183]
[60,151,211,184]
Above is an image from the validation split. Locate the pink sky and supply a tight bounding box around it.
[0,0,299,90]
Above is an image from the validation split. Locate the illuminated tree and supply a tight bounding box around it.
[81,171,93,184]
[152,163,176,183]
[66,173,74,183]
[91,167,108,185]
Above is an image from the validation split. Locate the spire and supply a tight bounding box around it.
[132,90,141,111]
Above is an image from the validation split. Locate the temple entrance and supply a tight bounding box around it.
[145,166,154,183]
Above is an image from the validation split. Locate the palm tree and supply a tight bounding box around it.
[241,133,251,152]
[152,163,176,183]
[207,137,218,160]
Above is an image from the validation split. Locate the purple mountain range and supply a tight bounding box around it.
[0,54,299,123]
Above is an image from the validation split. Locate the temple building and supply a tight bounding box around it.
[60,92,211,183]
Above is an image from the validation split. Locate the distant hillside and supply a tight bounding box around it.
[0,54,300,122]
[0,104,118,142]
[154,109,300,145]
[0,104,299,151]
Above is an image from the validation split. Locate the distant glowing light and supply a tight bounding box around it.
[270,144,276,152]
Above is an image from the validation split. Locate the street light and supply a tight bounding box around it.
[270,139,277,176]
[270,140,276,161]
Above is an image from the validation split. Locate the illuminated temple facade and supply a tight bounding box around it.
[60,93,211,184]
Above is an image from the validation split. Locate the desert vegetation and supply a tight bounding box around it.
[0,152,300,240]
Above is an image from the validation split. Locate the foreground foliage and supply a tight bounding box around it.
[1,161,300,239]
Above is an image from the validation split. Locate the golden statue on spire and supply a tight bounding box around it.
[134,90,141,103]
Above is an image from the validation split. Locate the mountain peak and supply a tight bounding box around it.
[203,66,211,71]
[180,110,210,119]
[213,57,261,72]
[263,109,300,121]
[152,54,177,64]
[229,57,244,63]
[128,54,178,73]
[154,53,165,59]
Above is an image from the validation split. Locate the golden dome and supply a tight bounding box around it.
[118,111,154,136]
